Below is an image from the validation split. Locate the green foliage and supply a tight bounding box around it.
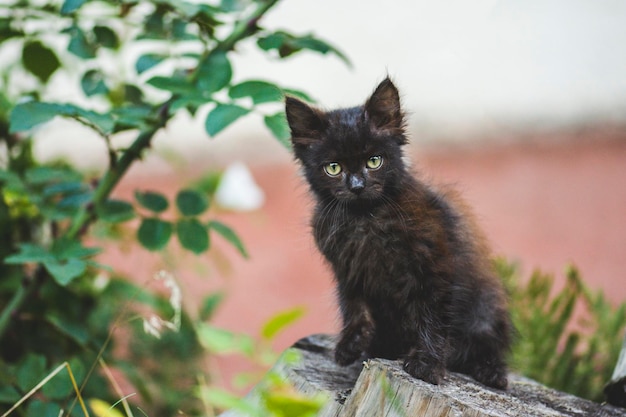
[0,0,347,415]
[500,259,626,402]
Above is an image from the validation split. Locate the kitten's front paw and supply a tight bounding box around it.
[472,365,508,390]
[403,357,446,385]
[334,338,363,366]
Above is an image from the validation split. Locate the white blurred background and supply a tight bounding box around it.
[35,0,626,169]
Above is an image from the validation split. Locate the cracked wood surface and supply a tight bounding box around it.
[222,334,626,417]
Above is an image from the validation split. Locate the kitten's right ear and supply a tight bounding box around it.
[285,96,326,147]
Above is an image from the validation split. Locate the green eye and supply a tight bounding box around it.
[366,156,383,170]
[324,162,342,176]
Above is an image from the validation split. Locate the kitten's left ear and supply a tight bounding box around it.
[285,96,327,147]
[364,77,407,140]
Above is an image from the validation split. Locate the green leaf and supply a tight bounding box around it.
[176,218,209,254]
[41,359,85,400]
[25,400,61,417]
[196,50,231,94]
[0,386,20,403]
[66,25,96,59]
[94,25,119,49]
[97,199,135,223]
[229,80,283,105]
[44,258,87,285]
[9,102,63,133]
[46,315,89,346]
[209,220,248,258]
[134,190,169,213]
[136,53,166,74]
[263,389,325,417]
[196,323,254,356]
[81,69,108,97]
[257,31,351,67]
[61,0,87,14]
[17,354,46,392]
[198,387,259,417]
[25,166,81,185]
[147,76,196,94]
[264,112,291,147]
[200,292,224,321]
[175,189,208,216]
[9,102,114,134]
[261,307,305,340]
[137,217,173,251]
[22,41,60,83]
[51,238,101,260]
[4,244,55,264]
[204,104,249,137]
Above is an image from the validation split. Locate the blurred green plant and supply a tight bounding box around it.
[0,0,347,415]
[498,259,626,402]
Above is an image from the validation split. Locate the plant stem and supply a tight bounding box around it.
[65,125,162,240]
[215,0,281,52]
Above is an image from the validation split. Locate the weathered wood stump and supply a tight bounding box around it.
[222,334,626,416]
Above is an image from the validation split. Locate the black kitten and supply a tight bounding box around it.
[285,78,512,389]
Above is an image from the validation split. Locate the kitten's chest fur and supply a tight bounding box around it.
[313,198,423,300]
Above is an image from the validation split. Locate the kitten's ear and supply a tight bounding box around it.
[285,96,326,147]
[364,77,406,139]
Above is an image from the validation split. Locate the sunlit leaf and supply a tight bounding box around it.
[137,217,172,251]
[89,399,126,417]
[200,292,224,321]
[22,41,60,83]
[176,218,209,254]
[197,386,259,417]
[208,220,247,258]
[175,189,208,216]
[261,307,305,340]
[196,323,254,356]
[204,104,248,137]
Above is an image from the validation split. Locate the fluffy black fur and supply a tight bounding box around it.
[285,78,512,389]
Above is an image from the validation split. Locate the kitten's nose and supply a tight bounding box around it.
[348,175,365,194]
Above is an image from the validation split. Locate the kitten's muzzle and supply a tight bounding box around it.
[348,174,366,195]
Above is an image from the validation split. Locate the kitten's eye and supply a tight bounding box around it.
[366,156,383,170]
[324,162,342,176]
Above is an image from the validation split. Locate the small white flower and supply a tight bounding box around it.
[142,270,182,338]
